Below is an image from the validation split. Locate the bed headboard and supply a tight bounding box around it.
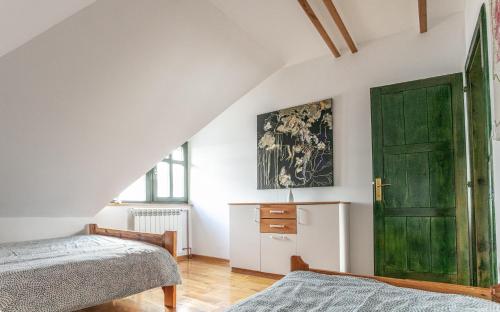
[87,224,177,257]
[291,256,500,302]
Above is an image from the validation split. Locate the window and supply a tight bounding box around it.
[116,143,188,203]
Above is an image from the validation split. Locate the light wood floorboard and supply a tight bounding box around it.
[79,258,277,312]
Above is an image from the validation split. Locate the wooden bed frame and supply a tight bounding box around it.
[291,256,500,303]
[87,224,177,308]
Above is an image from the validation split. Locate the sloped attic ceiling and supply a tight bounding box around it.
[0,0,96,58]
[0,0,281,217]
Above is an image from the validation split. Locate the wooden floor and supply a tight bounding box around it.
[79,258,277,312]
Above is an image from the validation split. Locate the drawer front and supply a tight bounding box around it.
[260,218,297,234]
[260,205,296,219]
[261,233,297,275]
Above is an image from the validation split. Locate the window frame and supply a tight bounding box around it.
[152,143,188,203]
[118,142,188,204]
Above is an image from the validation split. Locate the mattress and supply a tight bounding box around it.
[226,271,500,311]
[0,234,181,312]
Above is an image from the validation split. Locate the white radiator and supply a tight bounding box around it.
[131,207,190,256]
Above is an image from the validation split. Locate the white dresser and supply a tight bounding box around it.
[229,202,350,275]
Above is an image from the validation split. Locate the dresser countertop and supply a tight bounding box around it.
[228,201,351,206]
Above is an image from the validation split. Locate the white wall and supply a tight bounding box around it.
[0,206,128,243]
[465,0,486,47]
[189,13,465,274]
[0,203,193,243]
[0,0,280,218]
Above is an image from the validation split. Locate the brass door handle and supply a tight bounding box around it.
[374,178,390,201]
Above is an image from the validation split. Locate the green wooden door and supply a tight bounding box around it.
[371,73,470,285]
[465,4,497,287]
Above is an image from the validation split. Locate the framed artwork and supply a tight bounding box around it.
[257,99,334,189]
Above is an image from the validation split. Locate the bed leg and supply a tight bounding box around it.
[163,285,176,308]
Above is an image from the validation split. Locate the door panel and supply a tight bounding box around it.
[384,217,407,273]
[427,85,453,142]
[296,205,342,272]
[371,73,469,285]
[404,89,428,144]
[406,153,430,208]
[430,217,457,274]
[429,151,455,208]
[407,217,431,273]
[229,205,260,271]
[382,93,405,146]
[261,234,296,275]
[383,154,405,208]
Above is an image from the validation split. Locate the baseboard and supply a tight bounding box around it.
[177,254,230,265]
[176,255,190,262]
[178,255,284,280]
[231,267,284,280]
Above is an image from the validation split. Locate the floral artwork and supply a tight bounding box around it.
[257,99,334,189]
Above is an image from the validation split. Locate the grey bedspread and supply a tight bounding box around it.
[0,235,181,312]
[227,271,500,312]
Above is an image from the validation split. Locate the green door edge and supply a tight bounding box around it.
[370,73,470,285]
[465,4,498,286]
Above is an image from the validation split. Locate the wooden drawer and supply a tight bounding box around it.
[260,205,296,219]
[260,218,297,234]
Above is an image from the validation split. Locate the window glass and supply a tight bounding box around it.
[156,162,170,198]
[156,161,170,197]
[114,142,188,203]
[171,147,184,161]
[172,163,185,198]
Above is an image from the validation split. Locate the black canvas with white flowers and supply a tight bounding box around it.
[257,99,334,189]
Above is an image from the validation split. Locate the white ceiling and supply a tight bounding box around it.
[210,0,465,65]
[0,0,96,58]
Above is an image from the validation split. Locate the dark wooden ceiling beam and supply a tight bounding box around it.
[418,0,427,33]
[298,0,341,58]
[322,0,357,53]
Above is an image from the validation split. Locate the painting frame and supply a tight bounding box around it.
[257,99,334,190]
